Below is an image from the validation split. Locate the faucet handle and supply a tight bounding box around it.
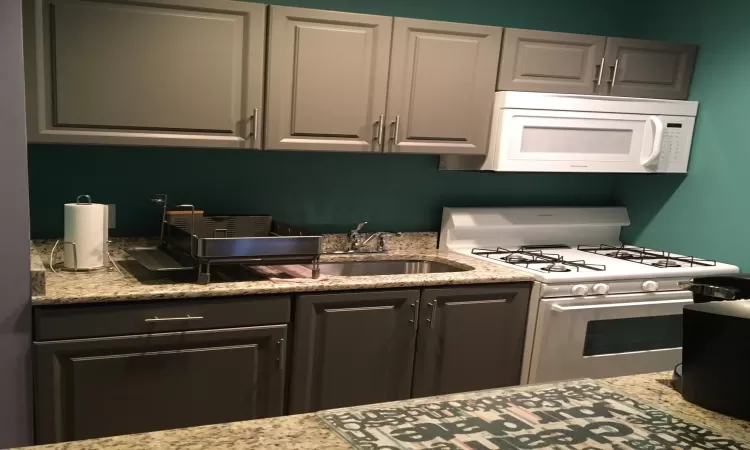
[377,232,402,252]
[352,221,368,233]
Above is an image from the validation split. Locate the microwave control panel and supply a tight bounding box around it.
[658,122,686,167]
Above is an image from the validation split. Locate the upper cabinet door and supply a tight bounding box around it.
[385,18,502,155]
[497,29,606,95]
[24,0,266,148]
[602,37,697,100]
[265,7,392,152]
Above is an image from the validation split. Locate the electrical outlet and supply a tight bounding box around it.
[108,204,116,229]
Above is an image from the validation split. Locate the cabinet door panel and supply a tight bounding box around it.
[290,290,419,413]
[34,326,287,444]
[498,29,606,94]
[412,284,531,398]
[386,18,502,155]
[24,0,266,148]
[266,6,392,152]
[603,37,697,99]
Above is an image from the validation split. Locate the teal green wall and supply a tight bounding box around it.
[616,0,750,269]
[28,0,639,238]
[29,146,616,237]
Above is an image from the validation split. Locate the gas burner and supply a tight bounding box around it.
[504,254,533,263]
[542,263,571,273]
[604,251,637,259]
[578,244,717,268]
[651,259,681,268]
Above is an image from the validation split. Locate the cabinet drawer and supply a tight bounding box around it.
[34,295,291,341]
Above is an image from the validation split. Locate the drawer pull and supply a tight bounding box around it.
[144,315,204,322]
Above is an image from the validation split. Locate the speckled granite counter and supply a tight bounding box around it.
[12,372,748,450]
[30,244,45,296]
[31,234,534,305]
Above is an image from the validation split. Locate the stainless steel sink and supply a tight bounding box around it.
[308,260,470,276]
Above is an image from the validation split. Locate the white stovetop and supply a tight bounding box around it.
[455,245,740,283]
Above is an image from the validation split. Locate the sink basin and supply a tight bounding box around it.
[309,259,470,276]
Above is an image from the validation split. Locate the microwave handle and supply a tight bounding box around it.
[641,116,665,166]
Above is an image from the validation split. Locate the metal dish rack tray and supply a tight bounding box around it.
[127,200,322,284]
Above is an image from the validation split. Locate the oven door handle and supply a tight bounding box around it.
[552,298,692,312]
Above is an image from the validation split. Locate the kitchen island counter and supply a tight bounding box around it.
[12,372,749,449]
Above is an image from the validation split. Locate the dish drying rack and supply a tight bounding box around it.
[127,195,322,284]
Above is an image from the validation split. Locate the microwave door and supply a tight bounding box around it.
[496,109,651,173]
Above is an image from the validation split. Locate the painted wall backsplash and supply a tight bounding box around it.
[27,0,640,238]
[616,0,750,270]
[29,145,616,237]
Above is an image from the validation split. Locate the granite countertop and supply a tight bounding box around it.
[31,234,534,305]
[30,244,46,296]
[12,372,749,450]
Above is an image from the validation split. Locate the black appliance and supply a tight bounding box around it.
[679,274,750,303]
[676,274,750,420]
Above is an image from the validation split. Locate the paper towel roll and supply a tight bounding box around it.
[63,203,109,270]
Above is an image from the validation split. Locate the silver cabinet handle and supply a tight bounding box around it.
[425,301,438,329]
[611,58,620,87]
[389,115,400,149]
[374,114,385,150]
[408,300,419,330]
[251,108,260,148]
[144,315,204,322]
[277,338,286,371]
[596,57,605,86]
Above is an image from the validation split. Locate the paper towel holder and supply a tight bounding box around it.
[76,194,92,205]
[49,194,122,276]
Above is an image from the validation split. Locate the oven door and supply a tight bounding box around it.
[492,109,667,173]
[527,290,691,383]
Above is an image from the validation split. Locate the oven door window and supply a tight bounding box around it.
[583,314,683,356]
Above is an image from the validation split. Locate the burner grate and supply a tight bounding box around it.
[578,244,716,268]
[471,247,605,273]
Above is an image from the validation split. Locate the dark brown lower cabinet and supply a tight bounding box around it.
[34,325,287,444]
[289,290,419,413]
[412,284,531,398]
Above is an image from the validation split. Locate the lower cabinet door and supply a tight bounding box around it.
[34,325,287,444]
[289,290,419,413]
[412,284,531,398]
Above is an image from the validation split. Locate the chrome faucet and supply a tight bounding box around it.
[348,221,368,251]
[348,222,402,252]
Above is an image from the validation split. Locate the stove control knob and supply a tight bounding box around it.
[592,283,610,295]
[571,284,589,296]
[642,280,659,292]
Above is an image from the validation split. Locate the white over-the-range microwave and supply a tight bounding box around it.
[441,91,698,173]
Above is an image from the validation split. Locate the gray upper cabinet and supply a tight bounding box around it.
[265,6,392,152]
[497,28,606,94]
[289,290,419,413]
[601,37,697,100]
[385,18,503,155]
[23,0,266,148]
[412,284,531,398]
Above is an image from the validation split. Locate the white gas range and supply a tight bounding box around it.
[440,207,739,384]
